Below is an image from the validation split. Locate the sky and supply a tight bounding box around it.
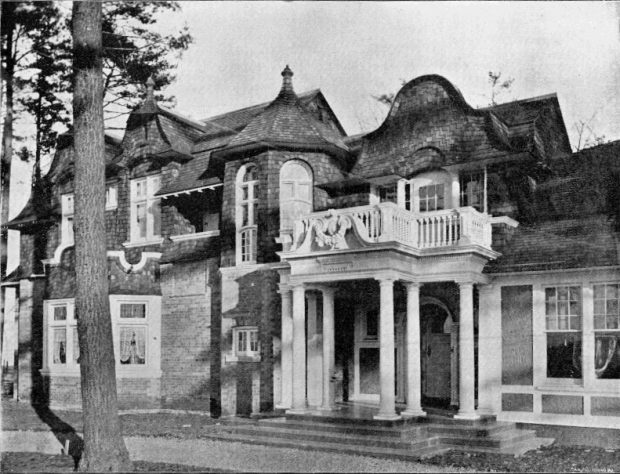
[7,1,620,224]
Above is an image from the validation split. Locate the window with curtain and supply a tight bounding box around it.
[593,283,620,379]
[119,327,146,365]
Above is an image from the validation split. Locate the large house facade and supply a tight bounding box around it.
[3,68,620,429]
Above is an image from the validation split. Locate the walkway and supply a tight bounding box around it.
[2,431,470,472]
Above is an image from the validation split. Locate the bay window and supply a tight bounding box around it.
[233,326,260,358]
[130,175,161,243]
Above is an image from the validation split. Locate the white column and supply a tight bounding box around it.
[402,282,425,417]
[306,292,322,407]
[289,284,307,413]
[477,283,501,415]
[374,278,401,420]
[456,282,479,420]
[321,287,336,411]
[279,286,293,409]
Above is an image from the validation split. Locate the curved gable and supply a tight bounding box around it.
[352,75,511,179]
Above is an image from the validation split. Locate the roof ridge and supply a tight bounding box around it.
[480,93,558,111]
[157,105,208,132]
[201,89,321,123]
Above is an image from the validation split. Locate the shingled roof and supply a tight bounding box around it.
[212,66,349,160]
[486,139,620,273]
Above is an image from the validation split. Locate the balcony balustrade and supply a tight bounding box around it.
[288,202,493,254]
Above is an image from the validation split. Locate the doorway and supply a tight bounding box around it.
[420,301,455,408]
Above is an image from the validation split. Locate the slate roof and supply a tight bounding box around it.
[213,66,348,159]
[156,152,221,197]
[160,236,220,264]
[486,139,620,273]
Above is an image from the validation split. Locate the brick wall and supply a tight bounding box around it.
[160,259,217,410]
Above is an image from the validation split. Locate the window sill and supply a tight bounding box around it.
[170,230,220,242]
[225,354,260,363]
[122,238,164,248]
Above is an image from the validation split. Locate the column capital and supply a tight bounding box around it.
[319,286,336,298]
[455,280,475,289]
[278,283,292,294]
[403,281,422,290]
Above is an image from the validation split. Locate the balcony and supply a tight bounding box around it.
[285,202,493,256]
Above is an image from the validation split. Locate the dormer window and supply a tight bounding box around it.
[419,184,445,212]
[130,175,161,243]
[237,164,258,264]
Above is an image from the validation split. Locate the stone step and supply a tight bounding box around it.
[438,428,537,449]
[219,423,440,451]
[259,417,426,438]
[425,420,518,437]
[192,428,450,461]
[285,412,418,428]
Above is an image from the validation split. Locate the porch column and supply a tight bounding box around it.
[456,281,479,420]
[289,284,307,413]
[306,292,322,407]
[402,282,426,417]
[279,286,293,408]
[321,287,336,411]
[374,277,401,420]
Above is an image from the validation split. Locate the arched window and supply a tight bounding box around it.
[236,164,258,263]
[279,160,312,231]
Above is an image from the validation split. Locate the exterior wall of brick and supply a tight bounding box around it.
[160,259,216,410]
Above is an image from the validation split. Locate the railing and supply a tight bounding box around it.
[289,202,492,253]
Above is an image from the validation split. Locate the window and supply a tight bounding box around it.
[593,284,620,379]
[459,171,484,211]
[233,327,259,357]
[130,175,161,242]
[105,185,118,210]
[61,194,74,245]
[419,184,445,212]
[237,164,258,263]
[44,296,161,377]
[365,310,378,339]
[379,184,397,204]
[545,286,582,379]
[47,302,78,368]
[279,160,312,232]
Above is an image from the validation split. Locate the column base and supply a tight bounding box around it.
[318,405,340,412]
[373,412,402,421]
[275,404,291,410]
[401,409,426,418]
[286,408,310,415]
[454,412,481,420]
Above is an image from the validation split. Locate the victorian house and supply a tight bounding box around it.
[3,67,620,434]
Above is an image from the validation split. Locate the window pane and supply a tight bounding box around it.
[607,299,618,316]
[53,328,67,364]
[607,315,619,330]
[545,288,557,307]
[73,327,80,364]
[298,183,311,201]
[558,301,569,316]
[281,182,293,199]
[594,300,606,315]
[119,327,146,364]
[366,310,378,338]
[136,203,147,238]
[241,204,249,227]
[546,332,582,378]
[250,330,259,352]
[151,200,161,236]
[594,315,606,330]
[594,333,620,379]
[242,186,249,201]
[607,284,619,299]
[120,303,146,319]
[238,331,246,352]
[66,216,74,243]
[593,285,606,300]
[570,315,581,330]
[54,306,67,321]
[546,316,558,330]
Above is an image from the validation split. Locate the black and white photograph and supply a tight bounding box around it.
[1,1,619,472]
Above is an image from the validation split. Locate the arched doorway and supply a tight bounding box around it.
[420,299,456,408]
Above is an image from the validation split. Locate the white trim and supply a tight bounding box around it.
[121,238,164,249]
[489,215,519,227]
[158,183,223,199]
[108,251,162,272]
[42,241,74,267]
[169,230,220,242]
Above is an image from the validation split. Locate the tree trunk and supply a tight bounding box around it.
[0,1,16,371]
[72,3,132,471]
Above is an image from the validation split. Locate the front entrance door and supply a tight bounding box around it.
[420,302,454,407]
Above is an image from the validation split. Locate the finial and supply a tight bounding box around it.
[146,76,155,102]
[280,65,294,95]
